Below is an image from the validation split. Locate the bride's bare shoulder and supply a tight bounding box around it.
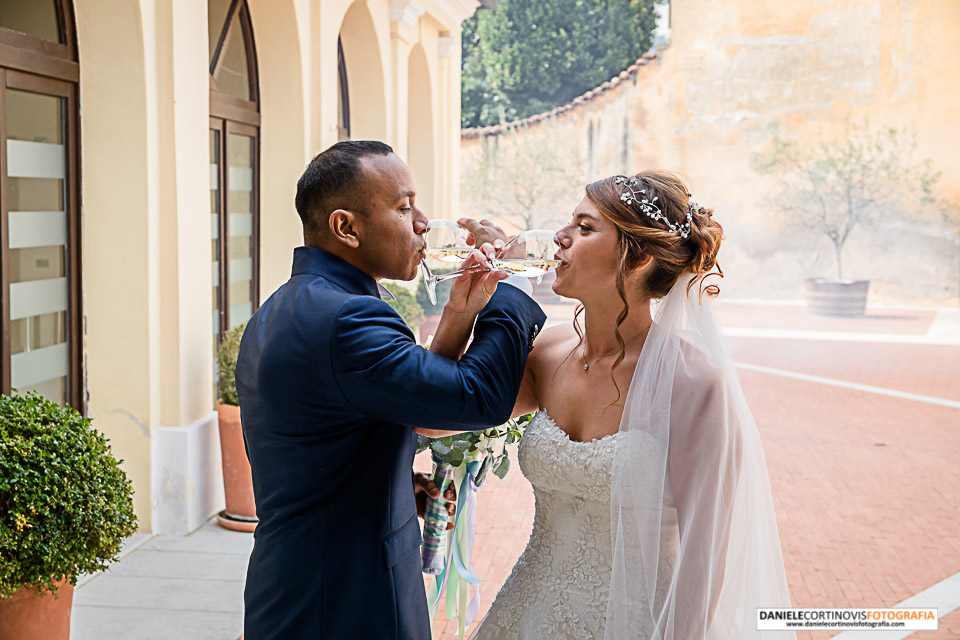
[529,323,579,367]
[533,323,579,350]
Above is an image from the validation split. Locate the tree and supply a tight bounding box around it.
[751,120,941,280]
[462,120,586,232]
[461,0,658,128]
[461,14,511,129]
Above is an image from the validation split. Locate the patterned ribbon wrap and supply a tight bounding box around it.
[426,452,486,639]
[422,453,456,574]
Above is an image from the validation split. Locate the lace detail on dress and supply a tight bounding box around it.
[472,411,623,640]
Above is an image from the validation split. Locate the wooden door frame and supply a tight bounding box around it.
[0,69,82,410]
[209,118,260,344]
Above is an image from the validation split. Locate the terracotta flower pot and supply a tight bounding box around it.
[217,402,258,532]
[0,580,73,640]
[804,278,870,317]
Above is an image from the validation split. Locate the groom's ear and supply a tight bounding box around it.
[328,209,361,249]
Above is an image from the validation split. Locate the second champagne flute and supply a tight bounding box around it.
[422,229,559,302]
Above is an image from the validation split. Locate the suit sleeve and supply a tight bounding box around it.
[331,285,546,430]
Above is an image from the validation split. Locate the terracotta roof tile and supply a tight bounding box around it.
[461,53,657,138]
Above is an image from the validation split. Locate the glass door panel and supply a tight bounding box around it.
[226,132,254,329]
[4,87,68,404]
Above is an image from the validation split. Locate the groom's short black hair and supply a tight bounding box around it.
[295,140,394,238]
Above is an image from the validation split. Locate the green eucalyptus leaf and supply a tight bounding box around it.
[431,441,452,456]
[416,434,430,455]
[493,452,511,479]
[474,455,493,487]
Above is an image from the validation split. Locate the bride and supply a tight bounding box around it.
[456,170,795,639]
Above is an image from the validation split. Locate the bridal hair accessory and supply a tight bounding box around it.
[687,191,700,228]
[615,175,693,239]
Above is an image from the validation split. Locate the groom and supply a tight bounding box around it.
[236,141,545,639]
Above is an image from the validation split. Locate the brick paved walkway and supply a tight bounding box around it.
[421,302,960,639]
[728,338,960,402]
[913,609,960,639]
[745,369,960,640]
[714,301,940,336]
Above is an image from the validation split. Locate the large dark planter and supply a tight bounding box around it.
[0,580,73,640]
[804,278,870,317]
[217,403,258,532]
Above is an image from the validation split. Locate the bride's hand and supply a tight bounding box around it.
[458,218,524,258]
[444,242,508,316]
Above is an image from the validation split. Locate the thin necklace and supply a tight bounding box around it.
[581,325,651,371]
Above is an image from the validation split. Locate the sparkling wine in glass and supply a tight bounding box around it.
[424,219,472,263]
[421,229,558,303]
[421,219,473,305]
[492,230,559,280]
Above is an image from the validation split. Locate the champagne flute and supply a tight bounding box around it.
[490,230,558,280]
[424,219,473,262]
[421,229,558,304]
[421,219,474,305]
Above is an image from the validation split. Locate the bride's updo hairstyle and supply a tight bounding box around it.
[575,170,723,400]
[585,169,723,300]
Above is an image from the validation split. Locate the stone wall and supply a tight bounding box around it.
[461,0,960,303]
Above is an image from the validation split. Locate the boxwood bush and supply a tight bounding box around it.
[383,282,425,333]
[0,391,137,598]
[218,322,246,406]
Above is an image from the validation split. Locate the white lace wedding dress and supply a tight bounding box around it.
[472,410,679,640]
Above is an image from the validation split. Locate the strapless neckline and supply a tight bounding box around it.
[533,409,622,446]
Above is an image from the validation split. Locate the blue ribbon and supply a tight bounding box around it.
[449,460,483,585]
[426,457,486,631]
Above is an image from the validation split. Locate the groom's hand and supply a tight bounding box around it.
[444,243,508,317]
[414,472,457,530]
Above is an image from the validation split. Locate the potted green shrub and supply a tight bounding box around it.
[752,120,940,317]
[383,282,426,340]
[0,391,137,640]
[415,270,452,344]
[216,322,257,532]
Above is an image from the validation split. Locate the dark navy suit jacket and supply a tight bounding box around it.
[236,247,545,639]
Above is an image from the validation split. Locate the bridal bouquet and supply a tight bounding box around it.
[417,413,532,638]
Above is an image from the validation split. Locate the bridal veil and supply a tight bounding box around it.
[605,271,795,639]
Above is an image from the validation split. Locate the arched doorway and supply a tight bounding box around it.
[208,0,260,348]
[338,1,387,141]
[407,44,435,214]
[337,36,350,141]
[0,0,81,408]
